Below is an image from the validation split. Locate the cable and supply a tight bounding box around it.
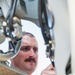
[9,0,17,31]
[38,0,55,67]
[5,0,14,22]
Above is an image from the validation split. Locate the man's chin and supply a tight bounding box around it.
[24,67,35,75]
[26,65,36,73]
[24,61,37,71]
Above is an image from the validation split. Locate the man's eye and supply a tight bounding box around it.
[20,46,30,51]
[33,47,38,53]
[24,46,30,50]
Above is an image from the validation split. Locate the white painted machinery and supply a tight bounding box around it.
[0,0,75,75]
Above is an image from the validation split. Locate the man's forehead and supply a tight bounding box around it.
[21,35,38,46]
[22,35,36,41]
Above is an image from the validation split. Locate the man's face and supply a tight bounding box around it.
[12,35,38,74]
